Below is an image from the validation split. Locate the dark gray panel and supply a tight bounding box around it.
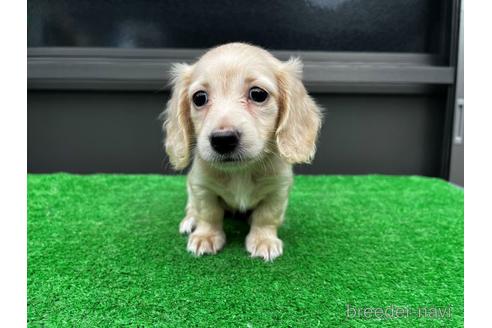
[28,0,448,53]
[298,94,445,175]
[28,91,168,173]
[28,91,445,176]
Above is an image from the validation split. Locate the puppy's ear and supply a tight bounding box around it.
[162,63,194,170]
[275,57,322,164]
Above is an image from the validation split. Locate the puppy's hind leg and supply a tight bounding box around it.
[179,188,198,234]
[179,207,197,235]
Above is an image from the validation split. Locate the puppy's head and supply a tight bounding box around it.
[163,43,322,170]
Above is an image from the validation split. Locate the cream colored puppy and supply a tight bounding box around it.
[163,43,322,261]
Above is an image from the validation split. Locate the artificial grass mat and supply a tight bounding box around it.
[28,174,463,327]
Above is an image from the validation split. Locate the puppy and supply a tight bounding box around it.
[163,43,322,261]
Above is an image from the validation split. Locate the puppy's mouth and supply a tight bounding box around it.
[221,156,243,163]
[208,153,256,168]
[215,155,250,164]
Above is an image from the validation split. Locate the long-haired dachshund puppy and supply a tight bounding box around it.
[163,43,322,261]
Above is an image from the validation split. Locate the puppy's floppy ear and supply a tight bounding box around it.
[275,57,322,164]
[162,63,194,170]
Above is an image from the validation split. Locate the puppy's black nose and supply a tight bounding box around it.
[210,130,240,154]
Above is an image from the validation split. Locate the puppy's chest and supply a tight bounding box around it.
[217,175,264,212]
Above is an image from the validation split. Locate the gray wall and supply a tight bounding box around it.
[26,0,463,183]
[28,90,446,176]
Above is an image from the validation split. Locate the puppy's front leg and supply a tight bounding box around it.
[246,194,288,261]
[186,189,225,256]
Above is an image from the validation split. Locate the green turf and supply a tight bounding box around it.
[28,174,463,327]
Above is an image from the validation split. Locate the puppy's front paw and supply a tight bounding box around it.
[187,231,226,256]
[246,232,283,261]
[179,216,196,234]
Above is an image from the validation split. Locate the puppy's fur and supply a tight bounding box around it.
[163,43,322,261]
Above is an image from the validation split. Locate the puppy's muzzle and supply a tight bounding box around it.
[209,129,241,155]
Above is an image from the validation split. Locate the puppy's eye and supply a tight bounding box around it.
[192,91,208,107]
[249,87,269,103]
